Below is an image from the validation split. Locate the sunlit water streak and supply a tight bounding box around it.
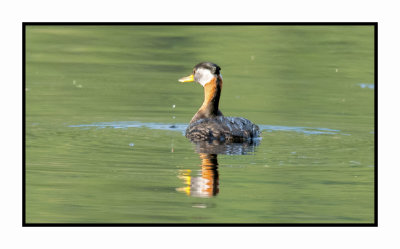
[69,121,341,135]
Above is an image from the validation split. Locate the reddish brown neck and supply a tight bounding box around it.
[190,76,223,123]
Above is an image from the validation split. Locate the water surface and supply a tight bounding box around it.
[25,25,374,223]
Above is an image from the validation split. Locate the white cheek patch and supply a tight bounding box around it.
[196,68,214,86]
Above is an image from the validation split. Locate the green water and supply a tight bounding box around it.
[25,25,375,224]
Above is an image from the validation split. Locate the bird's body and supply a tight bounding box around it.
[179,62,260,142]
[186,116,260,142]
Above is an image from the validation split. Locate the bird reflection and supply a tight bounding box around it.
[177,153,219,198]
[176,139,260,198]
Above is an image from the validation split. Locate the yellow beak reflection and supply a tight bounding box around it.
[178,74,195,83]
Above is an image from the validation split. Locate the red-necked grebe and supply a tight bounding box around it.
[179,62,260,142]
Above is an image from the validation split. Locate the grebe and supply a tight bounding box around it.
[179,62,260,142]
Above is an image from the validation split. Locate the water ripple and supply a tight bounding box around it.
[257,125,340,135]
[70,121,341,135]
[357,83,374,89]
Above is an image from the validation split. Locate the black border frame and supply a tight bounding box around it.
[23,22,377,227]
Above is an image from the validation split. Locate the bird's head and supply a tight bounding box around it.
[179,62,222,86]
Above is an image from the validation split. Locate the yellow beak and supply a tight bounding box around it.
[178,74,195,83]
